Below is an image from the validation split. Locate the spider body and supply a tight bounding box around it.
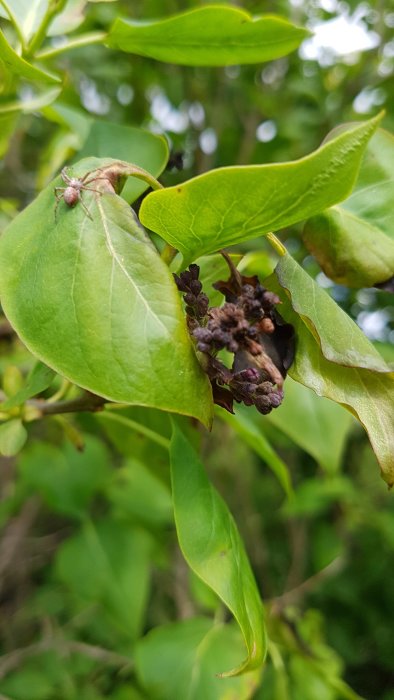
[54,167,107,220]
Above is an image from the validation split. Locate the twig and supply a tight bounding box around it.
[0,498,40,596]
[0,638,132,680]
[269,556,346,612]
[28,391,107,416]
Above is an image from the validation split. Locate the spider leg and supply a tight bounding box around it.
[83,175,112,186]
[54,187,66,196]
[78,192,93,221]
[81,186,106,194]
[61,167,72,185]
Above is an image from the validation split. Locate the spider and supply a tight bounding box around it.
[54,167,108,220]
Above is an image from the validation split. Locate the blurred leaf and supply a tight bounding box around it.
[0,112,18,156]
[1,360,55,409]
[2,363,24,396]
[42,101,92,144]
[0,0,87,41]
[282,476,355,518]
[108,458,173,527]
[266,377,353,474]
[304,129,394,288]
[0,666,53,700]
[0,28,61,83]
[0,157,213,427]
[18,435,110,517]
[55,518,152,641]
[170,421,266,676]
[267,257,394,487]
[76,121,169,203]
[140,115,381,264]
[107,7,309,66]
[0,418,27,456]
[216,405,293,497]
[0,85,62,114]
[135,618,261,699]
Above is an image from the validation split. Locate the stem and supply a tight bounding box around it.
[161,244,178,265]
[0,1,27,51]
[35,31,107,60]
[25,0,68,58]
[29,391,106,415]
[266,232,286,257]
[98,411,170,450]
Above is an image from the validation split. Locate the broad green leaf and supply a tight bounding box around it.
[267,256,394,487]
[215,405,293,498]
[0,157,213,427]
[266,377,353,474]
[140,115,381,265]
[55,517,152,641]
[1,361,55,409]
[107,7,309,66]
[76,121,169,203]
[170,421,266,677]
[18,436,110,518]
[135,618,261,700]
[0,29,60,83]
[274,252,390,373]
[0,85,61,114]
[0,418,27,456]
[304,129,394,287]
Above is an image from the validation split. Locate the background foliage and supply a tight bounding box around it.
[0,1,393,699]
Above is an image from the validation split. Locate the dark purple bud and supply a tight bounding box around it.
[268,391,283,408]
[184,292,196,306]
[188,264,200,280]
[190,279,203,295]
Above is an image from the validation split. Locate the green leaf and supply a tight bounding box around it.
[0,418,27,456]
[55,517,152,641]
[0,86,61,114]
[135,618,261,700]
[267,255,394,487]
[1,361,55,409]
[274,252,390,373]
[266,377,353,474]
[18,436,110,518]
[303,129,394,287]
[76,121,169,203]
[170,421,266,677]
[108,458,173,527]
[140,114,381,265]
[215,405,293,498]
[107,7,309,66]
[0,0,87,41]
[0,29,61,83]
[0,157,213,427]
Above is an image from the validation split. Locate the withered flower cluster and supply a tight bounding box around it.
[174,254,295,415]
